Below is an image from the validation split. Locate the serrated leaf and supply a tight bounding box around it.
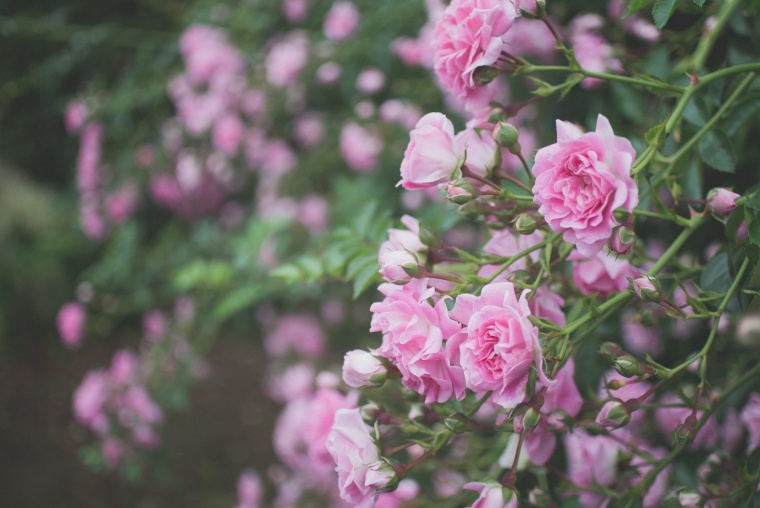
[213,286,265,321]
[353,262,381,299]
[653,0,679,30]
[698,129,735,173]
[625,0,656,17]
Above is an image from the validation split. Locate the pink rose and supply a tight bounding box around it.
[654,393,718,450]
[236,469,262,508]
[564,430,620,506]
[264,314,325,359]
[399,113,464,190]
[212,114,244,155]
[323,1,360,42]
[707,187,740,218]
[282,0,308,22]
[449,282,545,408]
[105,185,139,224]
[342,350,388,388]
[357,68,386,94]
[532,114,638,256]
[570,249,637,298]
[433,0,517,106]
[266,31,309,86]
[73,370,110,433]
[316,62,342,85]
[455,127,500,178]
[56,302,86,349]
[741,392,760,453]
[326,408,387,507]
[340,123,383,172]
[64,100,88,135]
[464,481,517,508]
[370,279,466,403]
[378,249,419,283]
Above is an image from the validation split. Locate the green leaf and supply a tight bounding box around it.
[749,217,760,246]
[644,121,667,147]
[625,0,655,17]
[174,260,233,290]
[700,252,731,294]
[698,129,736,173]
[691,0,704,5]
[353,261,381,299]
[213,286,266,321]
[346,253,377,280]
[725,91,760,136]
[652,0,680,30]
[269,263,302,283]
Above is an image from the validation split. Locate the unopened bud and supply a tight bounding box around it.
[473,65,500,86]
[342,350,388,387]
[487,107,507,124]
[378,250,418,284]
[595,399,631,429]
[606,379,626,390]
[522,407,542,430]
[599,342,625,359]
[615,354,644,378]
[706,187,740,220]
[418,225,440,249]
[609,225,636,256]
[444,412,470,434]
[458,201,482,221]
[513,214,538,235]
[677,489,702,507]
[673,414,698,446]
[366,460,399,493]
[492,122,521,154]
[360,402,383,423]
[446,180,476,204]
[630,275,663,303]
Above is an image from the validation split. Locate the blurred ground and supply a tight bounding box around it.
[0,338,279,508]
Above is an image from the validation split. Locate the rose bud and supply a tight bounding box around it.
[378,250,418,284]
[706,188,740,219]
[444,413,470,434]
[492,122,521,154]
[595,399,631,429]
[366,460,399,493]
[677,489,702,507]
[630,275,663,303]
[342,350,388,388]
[514,214,538,235]
[737,313,760,348]
[472,65,500,86]
[446,180,476,204]
[609,225,636,256]
[615,354,645,378]
[673,414,699,447]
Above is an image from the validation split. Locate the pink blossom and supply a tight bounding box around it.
[76,123,104,193]
[293,113,325,148]
[379,100,423,130]
[80,198,107,241]
[267,363,314,403]
[481,228,544,275]
[135,144,155,167]
[56,302,86,349]
[448,282,545,408]
[707,187,740,218]
[316,62,342,85]
[741,392,760,453]
[110,349,139,385]
[722,407,743,453]
[121,386,163,426]
[502,18,556,61]
[262,139,297,176]
[356,68,386,94]
[241,90,267,118]
[570,250,638,298]
[433,0,517,107]
[298,195,328,233]
[64,100,88,134]
[523,359,582,465]
[630,446,671,507]
[105,185,139,224]
[464,481,516,508]
[236,469,262,508]
[529,287,566,328]
[150,174,183,209]
[378,249,419,283]
[375,479,419,508]
[102,438,126,468]
[622,310,662,357]
[340,123,382,172]
[455,127,499,178]
[326,408,386,507]
[324,1,360,42]
[532,115,638,256]
[399,112,464,190]
[343,350,387,387]
[570,16,623,89]
[266,31,309,86]
[370,278,466,403]
[655,393,719,450]
[564,430,620,506]
[142,310,166,341]
[212,114,245,155]
[73,370,110,433]
[265,314,325,359]
[282,0,308,22]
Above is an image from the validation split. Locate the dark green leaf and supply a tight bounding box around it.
[725,91,760,136]
[698,129,736,173]
[625,0,656,17]
[346,253,377,280]
[611,83,647,122]
[749,217,760,246]
[213,286,266,321]
[691,0,704,6]
[700,252,732,294]
[653,0,680,30]
[353,262,381,299]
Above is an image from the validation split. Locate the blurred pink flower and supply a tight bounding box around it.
[340,123,382,172]
[324,1,360,42]
[56,302,86,349]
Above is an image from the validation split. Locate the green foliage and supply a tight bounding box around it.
[652,0,680,30]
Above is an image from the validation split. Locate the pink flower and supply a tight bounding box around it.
[378,249,419,283]
[564,430,620,506]
[342,350,388,387]
[570,16,623,89]
[105,185,139,224]
[76,123,104,193]
[449,282,545,408]
[741,392,760,453]
[56,302,86,349]
[707,187,740,218]
[340,123,382,172]
[455,128,500,178]
[357,68,386,94]
[73,370,110,433]
[570,250,638,298]
[379,100,423,130]
[142,310,166,341]
[236,469,262,508]
[298,195,328,233]
[326,411,387,503]
[532,115,638,256]
[265,314,325,359]
[464,481,517,508]
[370,279,466,403]
[266,31,309,86]
[324,1,360,42]
[282,0,308,22]
[523,359,582,465]
[212,114,244,155]
[376,479,419,508]
[399,113,464,190]
[64,100,88,135]
[433,0,517,107]
[655,393,718,450]
[293,113,325,148]
[316,62,342,85]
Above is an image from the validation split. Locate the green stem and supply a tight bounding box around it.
[528,65,686,94]
[481,232,562,288]
[681,0,743,72]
